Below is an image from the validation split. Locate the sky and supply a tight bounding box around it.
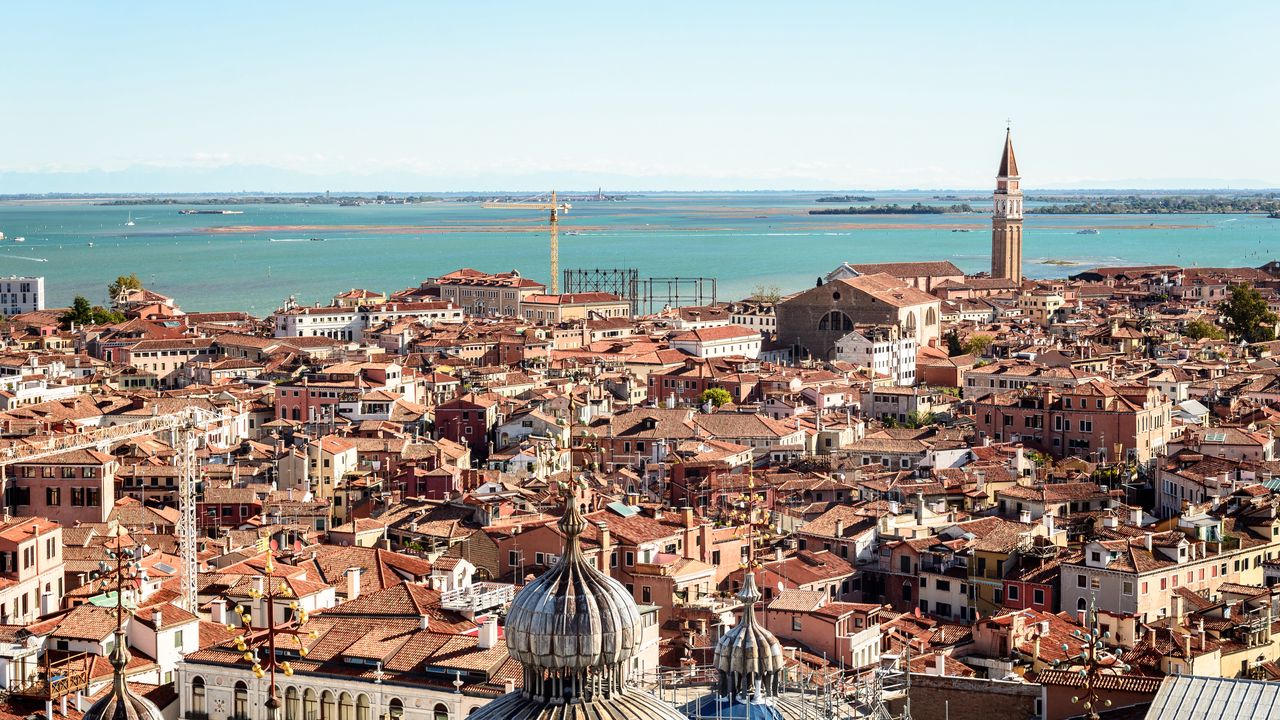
[2,1,1278,193]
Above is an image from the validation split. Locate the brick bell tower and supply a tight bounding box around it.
[991,127,1023,284]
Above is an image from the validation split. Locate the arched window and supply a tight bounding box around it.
[191,677,206,716]
[304,689,318,720]
[339,693,354,720]
[321,690,336,720]
[1077,597,1087,612]
[233,682,248,720]
[902,581,913,602]
[925,307,937,326]
[818,310,853,332]
[434,703,450,720]
[468,709,479,717]
[904,312,917,334]
[356,695,370,720]
[285,687,299,720]
[387,699,404,720]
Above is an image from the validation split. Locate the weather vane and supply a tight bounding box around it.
[228,546,317,720]
[1050,595,1131,720]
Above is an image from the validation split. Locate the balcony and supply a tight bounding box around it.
[439,582,515,616]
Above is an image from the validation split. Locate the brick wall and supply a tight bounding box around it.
[887,674,1040,720]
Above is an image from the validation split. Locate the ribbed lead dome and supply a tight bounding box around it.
[504,494,641,703]
[84,629,164,720]
[715,571,786,699]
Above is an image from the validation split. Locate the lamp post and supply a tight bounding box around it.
[228,553,316,720]
[1050,595,1131,720]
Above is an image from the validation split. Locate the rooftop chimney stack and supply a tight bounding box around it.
[346,567,361,601]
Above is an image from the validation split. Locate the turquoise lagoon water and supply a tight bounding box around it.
[0,192,1276,313]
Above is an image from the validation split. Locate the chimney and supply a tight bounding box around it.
[1180,632,1192,657]
[774,547,783,562]
[1146,626,1156,646]
[253,575,265,596]
[1129,506,1143,526]
[1103,514,1118,528]
[596,522,612,571]
[888,500,900,515]
[153,608,163,630]
[1143,533,1152,552]
[40,591,53,617]
[211,598,226,625]
[835,519,846,538]
[915,490,925,525]
[346,567,361,600]
[681,506,695,528]
[934,653,946,676]
[1044,512,1056,537]
[419,614,430,630]
[1171,593,1184,625]
[503,679,515,694]
[477,615,499,649]
[1018,510,1032,524]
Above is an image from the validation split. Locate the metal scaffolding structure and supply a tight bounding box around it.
[563,267,718,315]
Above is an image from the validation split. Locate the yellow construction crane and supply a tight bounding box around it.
[482,191,572,293]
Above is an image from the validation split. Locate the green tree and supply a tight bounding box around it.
[961,334,994,356]
[108,273,143,305]
[945,330,963,356]
[62,296,125,328]
[1219,283,1279,343]
[905,411,937,428]
[62,296,95,328]
[700,387,733,407]
[1182,319,1225,341]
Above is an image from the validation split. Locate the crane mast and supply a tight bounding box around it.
[0,406,234,613]
[481,190,572,293]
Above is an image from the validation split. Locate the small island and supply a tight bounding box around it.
[815,195,876,203]
[1028,194,1280,214]
[810,202,975,215]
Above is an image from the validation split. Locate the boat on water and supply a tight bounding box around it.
[178,209,244,215]
[951,228,972,233]
[87,242,94,247]
[309,237,325,242]
[125,211,135,227]
[13,237,24,243]
[1076,229,1100,235]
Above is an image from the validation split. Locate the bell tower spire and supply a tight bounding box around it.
[992,126,1023,284]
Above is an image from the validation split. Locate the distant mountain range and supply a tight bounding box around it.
[1,164,1276,195]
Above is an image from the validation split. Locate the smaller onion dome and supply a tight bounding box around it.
[84,629,164,720]
[715,570,786,700]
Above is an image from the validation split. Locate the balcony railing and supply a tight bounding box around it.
[439,582,515,614]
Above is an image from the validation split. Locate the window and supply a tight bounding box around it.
[285,687,299,720]
[339,693,354,720]
[191,677,206,717]
[321,691,336,720]
[1122,581,1134,596]
[641,586,652,603]
[356,696,370,720]
[434,704,450,720]
[993,588,1003,604]
[388,700,403,720]
[1077,574,1087,588]
[174,629,184,648]
[234,682,248,720]
[1033,588,1045,605]
[792,616,802,631]
[1007,585,1019,601]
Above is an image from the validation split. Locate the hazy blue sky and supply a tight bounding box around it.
[2,1,1277,192]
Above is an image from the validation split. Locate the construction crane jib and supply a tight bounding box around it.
[0,405,237,614]
[481,191,572,294]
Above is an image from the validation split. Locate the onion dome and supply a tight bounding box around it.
[84,629,164,720]
[715,571,786,700]
[504,494,641,703]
